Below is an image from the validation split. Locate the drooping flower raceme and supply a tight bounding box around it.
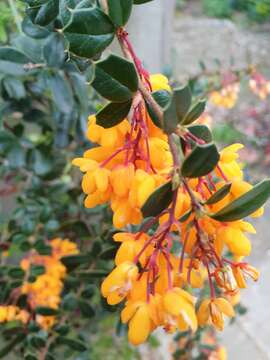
[73,30,269,346]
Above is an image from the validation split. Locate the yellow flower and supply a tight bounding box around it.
[121,301,153,345]
[101,261,138,305]
[149,74,171,92]
[162,288,197,332]
[197,297,235,331]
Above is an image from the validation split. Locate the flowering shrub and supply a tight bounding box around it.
[0,0,270,359]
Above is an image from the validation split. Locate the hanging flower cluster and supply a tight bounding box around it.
[73,26,270,347]
[1,238,78,330]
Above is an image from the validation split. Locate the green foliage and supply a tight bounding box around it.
[203,0,233,18]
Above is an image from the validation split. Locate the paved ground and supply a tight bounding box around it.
[222,205,270,360]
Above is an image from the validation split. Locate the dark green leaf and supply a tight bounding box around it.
[27,0,59,26]
[35,307,58,316]
[30,265,45,277]
[205,183,232,205]
[142,181,173,218]
[8,267,25,279]
[0,47,30,76]
[63,7,115,58]
[181,143,220,178]
[210,179,270,221]
[61,254,91,269]
[78,300,95,318]
[182,99,206,125]
[179,209,192,223]
[22,16,50,39]
[134,0,153,3]
[59,0,93,26]
[146,90,171,128]
[174,84,192,121]
[107,0,132,26]
[187,124,212,143]
[78,270,108,280]
[99,246,117,260]
[163,93,179,134]
[92,54,138,102]
[56,337,87,352]
[0,334,26,358]
[43,33,66,68]
[96,100,132,128]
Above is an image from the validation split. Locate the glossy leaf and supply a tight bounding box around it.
[146,90,171,128]
[27,0,59,26]
[210,179,270,221]
[134,0,153,3]
[205,183,232,205]
[92,54,138,102]
[0,47,30,76]
[35,307,58,316]
[163,86,192,134]
[43,33,66,68]
[56,337,87,352]
[63,7,115,58]
[22,16,50,39]
[182,99,206,125]
[142,181,173,218]
[96,100,132,128]
[174,84,192,121]
[187,124,212,143]
[181,143,220,178]
[107,0,133,26]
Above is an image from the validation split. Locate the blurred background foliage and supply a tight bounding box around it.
[176,0,270,21]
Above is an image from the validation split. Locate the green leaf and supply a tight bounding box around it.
[107,0,133,26]
[163,86,192,134]
[205,183,232,205]
[96,100,132,128]
[0,334,26,359]
[174,84,192,121]
[78,270,108,280]
[142,181,173,218]
[61,254,91,270]
[63,7,115,58]
[134,0,153,3]
[146,90,171,128]
[60,0,93,26]
[210,179,270,222]
[78,300,95,318]
[48,72,74,114]
[92,54,138,102]
[182,99,206,125]
[99,246,117,260]
[22,16,50,39]
[0,47,30,76]
[187,124,212,143]
[8,267,25,279]
[32,149,53,176]
[35,307,58,316]
[179,209,192,223]
[27,0,59,26]
[3,77,26,100]
[56,337,87,352]
[43,33,66,68]
[181,143,220,178]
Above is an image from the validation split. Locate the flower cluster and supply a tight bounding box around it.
[73,74,172,229]
[74,31,267,347]
[0,238,78,330]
